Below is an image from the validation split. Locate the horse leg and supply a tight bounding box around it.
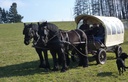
[64,47,70,66]
[35,48,46,68]
[71,49,77,62]
[77,44,88,67]
[43,50,50,70]
[82,54,88,67]
[59,48,68,72]
[50,50,59,71]
[65,53,70,66]
[77,46,83,66]
[81,43,88,67]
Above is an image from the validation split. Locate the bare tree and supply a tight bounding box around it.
[74,0,128,19]
[74,0,82,16]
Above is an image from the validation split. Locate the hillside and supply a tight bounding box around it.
[0,22,128,82]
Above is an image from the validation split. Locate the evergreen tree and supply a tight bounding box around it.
[0,7,2,23]
[2,9,8,23]
[5,11,9,23]
[8,2,23,23]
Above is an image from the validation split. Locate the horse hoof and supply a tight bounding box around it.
[83,65,88,68]
[65,66,68,70]
[71,57,76,62]
[45,67,51,71]
[61,69,66,72]
[78,63,83,66]
[44,68,51,72]
[52,68,59,71]
[45,66,51,70]
[39,65,46,68]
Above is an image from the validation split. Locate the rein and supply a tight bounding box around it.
[42,34,57,46]
[61,40,87,57]
[47,34,57,42]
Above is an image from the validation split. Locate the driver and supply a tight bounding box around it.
[79,20,90,34]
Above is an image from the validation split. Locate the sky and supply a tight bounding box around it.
[0,0,75,22]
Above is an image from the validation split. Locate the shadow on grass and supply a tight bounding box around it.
[0,55,116,78]
[88,56,116,63]
[0,59,53,78]
[0,58,81,78]
[97,72,118,78]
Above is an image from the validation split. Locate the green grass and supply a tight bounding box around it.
[0,22,128,82]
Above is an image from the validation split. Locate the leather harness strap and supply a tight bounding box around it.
[72,30,81,42]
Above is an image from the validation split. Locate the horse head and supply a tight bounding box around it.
[23,23,38,45]
[38,21,60,46]
[38,22,49,46]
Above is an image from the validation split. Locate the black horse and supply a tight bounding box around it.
[23,23,50,70]
[38,21,88,72]
[60,29,89,67]
[38,22,67,72]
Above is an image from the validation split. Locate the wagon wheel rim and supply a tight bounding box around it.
[115,46,122,58]
[97,49,107,64]
[99,51,106,64]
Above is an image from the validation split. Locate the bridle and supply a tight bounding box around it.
[24,26,40,45]
[24,28,34,41]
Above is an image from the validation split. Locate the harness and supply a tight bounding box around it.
[33,32,40,45]
[60,30,87,57]
[60,31,69,43]
[60,30,85,44]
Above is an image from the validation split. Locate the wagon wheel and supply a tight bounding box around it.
[115,45,122,58]
[96,49,107,64]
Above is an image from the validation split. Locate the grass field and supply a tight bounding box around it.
[0,22,128,82]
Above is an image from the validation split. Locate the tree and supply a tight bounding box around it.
[8,2,23,23]
[74,0,128,19]
[91,0,100,15]
[2,9,8,23]
[74,0,82,16]
[0,7,2,23]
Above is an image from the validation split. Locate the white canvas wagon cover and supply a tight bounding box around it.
[75,15,124,47]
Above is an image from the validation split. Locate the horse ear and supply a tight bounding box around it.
[24,23,26,26]
[37,22,40,26]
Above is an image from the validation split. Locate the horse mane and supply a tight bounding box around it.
[40,22,60,35]
[31,23,38,32]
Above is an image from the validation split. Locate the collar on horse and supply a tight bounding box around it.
[60,31,69,43]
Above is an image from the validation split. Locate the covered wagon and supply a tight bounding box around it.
[75,14,124,64]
